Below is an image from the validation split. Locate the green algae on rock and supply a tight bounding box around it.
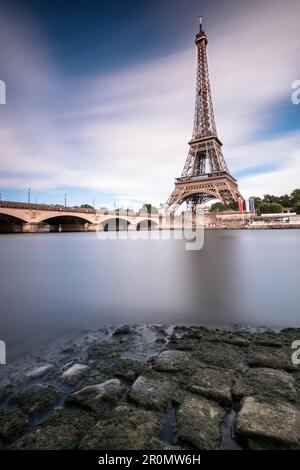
[0,410,28,440]
[12,385,61,416]
[78,405,159,450]
[177,395,226,449]
[12,409,95,450]
[189,367,234,405]
[66,378,125,414]
[236,396,300,449]
[129,375,175,411]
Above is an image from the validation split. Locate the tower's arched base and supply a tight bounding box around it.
[166,172,242,214]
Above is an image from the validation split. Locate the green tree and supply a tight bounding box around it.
[80,204,94,209]
[263,194,279,204]
[253,197,262,210]
[259,202,283,214]
[294,201,300,215]
[277,194,292,207]
[210,202,237,212]
[291,189,300,205]
[229,201,239,211]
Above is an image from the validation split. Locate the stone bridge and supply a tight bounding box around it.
[0,201,188,233]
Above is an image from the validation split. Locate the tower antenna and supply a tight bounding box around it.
[199,15,203,33]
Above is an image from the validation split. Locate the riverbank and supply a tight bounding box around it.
[1,324,300,450]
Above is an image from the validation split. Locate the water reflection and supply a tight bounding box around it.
[0,230,299,360]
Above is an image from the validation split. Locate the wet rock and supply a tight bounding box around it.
[221,337,249,347]
[78,356,147,392]
[13,408,95,450]
[203,330,250,348]
[112,325,132,336]
[67,379,125,413]
[232,376,246,400]
[189,367,234,405]
[0,385,14,404]
[150,325,168,336]
[61,363,89,380]
[170,326,189,340]
[244,368,297,401]
[248,347,299,371]
[182,328,206,340]
[61,346,76,354]
[177,396,225,449]
[173,325,190,333]
[236,396,300,448]
[110,358,147,381]
[193,341,246,370]
[0,410,28,440]
[71,368,108,389]
[251,336,282,348]
[146,437,170,450]
[279,328,300,347]
[79,405,159,450]
[155,337,166,344]
[5,324,300,451]
[130,375,174,410]
[154,350,191,372]
[169,331,247,370]
[26,364,53,379]
[84,355,147,386]
[115,369,137,382]
[13,385,61,415]
[87,341,123,360]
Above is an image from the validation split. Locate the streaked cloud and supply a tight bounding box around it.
[0,0,299,207]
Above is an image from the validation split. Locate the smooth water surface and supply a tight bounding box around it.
[0,230,299,360]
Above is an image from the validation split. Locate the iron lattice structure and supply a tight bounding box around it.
[166,18,242,214]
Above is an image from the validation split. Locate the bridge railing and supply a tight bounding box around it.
[0,201,163,218]
[0,200,97,213]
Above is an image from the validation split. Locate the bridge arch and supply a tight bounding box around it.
[100,217,131,231]
[0,212,28,223]
[136,219,159,231]
[39,215,92,232]
[40,214,92,224]
[0,213,28,233]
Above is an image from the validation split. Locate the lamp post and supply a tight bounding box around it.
[28,188,31,203]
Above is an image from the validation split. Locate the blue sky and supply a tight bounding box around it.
[0,0,299,209]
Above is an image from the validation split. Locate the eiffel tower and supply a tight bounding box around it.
[166,17,242,214]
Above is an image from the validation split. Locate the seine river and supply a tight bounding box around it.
[0,230,299,360]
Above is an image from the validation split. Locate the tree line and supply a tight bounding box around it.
[210,189,300,214]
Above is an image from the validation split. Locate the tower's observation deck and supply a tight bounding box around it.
[166,17,242,213]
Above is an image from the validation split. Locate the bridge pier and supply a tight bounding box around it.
[22,223,39,233]
[87,224,97,232]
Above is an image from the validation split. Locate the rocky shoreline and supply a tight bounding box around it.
[1,324,300,450]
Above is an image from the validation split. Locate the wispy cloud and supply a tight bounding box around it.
[0,0,299,207]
